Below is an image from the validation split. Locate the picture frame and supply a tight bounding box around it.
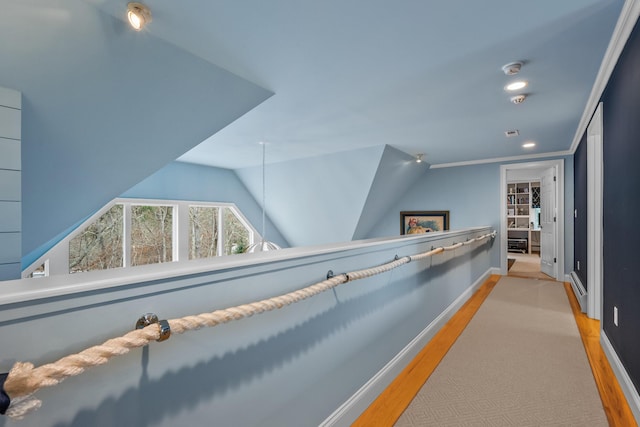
[400,211,450,235]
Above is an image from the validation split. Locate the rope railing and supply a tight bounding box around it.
[0,230,496,420]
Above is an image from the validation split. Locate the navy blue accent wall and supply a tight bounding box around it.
[601,17,640,396]
[573,134,587,289]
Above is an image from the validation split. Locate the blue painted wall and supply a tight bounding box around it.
[573,134,588,289]
[352,145,429,240]
[122,161,288,248]
[367,163,502,267]
[563,157,575,273]
[235,145,429,248]
[0,0,271,260]
[236,146,386,247]
[599,15,640,398]
[367,157,575,273]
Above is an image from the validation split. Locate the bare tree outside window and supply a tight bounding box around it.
[69,204,123,273]
[56,200,255,279]
[224,207,250,255]
[131,205,173,266]
[189,206,219,259]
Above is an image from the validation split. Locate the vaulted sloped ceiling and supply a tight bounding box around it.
[2,0,626,260]
[236,145,428,247]
[352,145,429,240]
[0,1,272,256]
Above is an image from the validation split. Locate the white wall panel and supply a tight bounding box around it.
[0,106,21,140]
[0,169,21,201]
[0,232,20,264]
[0,262,20,280]
[0,137,20,170]
[0,201,21,232]
[0,86,21,280]
[0,86,21,109]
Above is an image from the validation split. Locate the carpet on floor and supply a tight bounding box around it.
[395,276,607,426]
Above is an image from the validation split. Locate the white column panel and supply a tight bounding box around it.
[0,263,20,280]
[0,169,21,201]
[0,201,21,232]
[0,107,20,140]
[0,232,20,264]
[0,86,21,109]
[0,138,20,170]
[0,86,21,280]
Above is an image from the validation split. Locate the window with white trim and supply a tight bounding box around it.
[23,199,258,278]
[69,204,124,273]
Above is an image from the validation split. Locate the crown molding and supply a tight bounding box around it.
[569,0,640,154]
[429,150,571,169]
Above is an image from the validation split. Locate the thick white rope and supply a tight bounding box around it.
[2,231,495,420]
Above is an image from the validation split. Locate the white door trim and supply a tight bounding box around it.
[587,102,604,320]
[500,159,565,280]
[540,166,558,278]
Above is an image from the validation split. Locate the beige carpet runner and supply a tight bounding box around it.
[395,276,607,426]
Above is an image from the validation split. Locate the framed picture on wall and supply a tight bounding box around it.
[400,211,450,235]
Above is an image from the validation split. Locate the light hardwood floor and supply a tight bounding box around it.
[353,275,638,427]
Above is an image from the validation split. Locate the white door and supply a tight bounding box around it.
[540,167,557,278]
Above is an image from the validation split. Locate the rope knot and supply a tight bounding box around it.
[3,362,36,398]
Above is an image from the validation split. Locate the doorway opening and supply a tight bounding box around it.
[500,159,565,281]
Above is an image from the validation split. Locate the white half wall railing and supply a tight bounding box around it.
[0,227,495,426]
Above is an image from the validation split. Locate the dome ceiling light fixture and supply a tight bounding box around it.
[510,94,527,104]
[522,142,536,148]
[502,61,523,75]
[415,153,425,163]
[127,2,152,31]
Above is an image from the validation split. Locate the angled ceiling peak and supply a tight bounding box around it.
[352,146,429,240]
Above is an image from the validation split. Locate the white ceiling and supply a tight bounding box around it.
[88,0,623,169]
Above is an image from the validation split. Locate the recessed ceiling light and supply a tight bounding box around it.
[505,81,528,91]
[522,142,536,148]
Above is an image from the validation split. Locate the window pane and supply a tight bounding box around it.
[189,206,219,260]
[131,205,173,266]
[69,204,123,273]
[224,207,250,255]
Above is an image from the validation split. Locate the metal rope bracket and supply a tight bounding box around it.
[135,313,171,342]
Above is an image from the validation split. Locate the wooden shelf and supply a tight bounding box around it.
[507,181,540,254]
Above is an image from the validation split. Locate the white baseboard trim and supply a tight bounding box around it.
[490,267,501,276]
[569,272,587,313]
[601,331,640,423]
[320,268,495,427]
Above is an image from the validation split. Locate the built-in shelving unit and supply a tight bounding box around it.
[507,181,540,254]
